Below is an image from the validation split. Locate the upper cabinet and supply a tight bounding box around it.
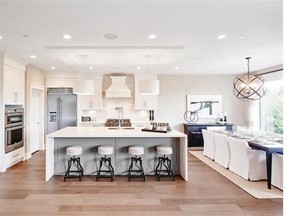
[3,64,25,105]
[79,79,103,110]
[134,76,158,110]
[46,78,74,88]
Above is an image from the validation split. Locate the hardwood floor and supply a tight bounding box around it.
[0,150,283,216]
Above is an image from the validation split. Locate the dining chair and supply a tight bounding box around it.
[227,137,267,181]
[272,153,283,190]
[202,129,215,160]
[214,132,230,168]
[206,126,226,132]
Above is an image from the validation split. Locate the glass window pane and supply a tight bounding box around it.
[260,80,283,134]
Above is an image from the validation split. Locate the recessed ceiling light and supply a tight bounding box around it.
[30,55,37,59]
[239,35,246,39]
[217,34,226,40]
[174,66,179,70]
[136,66,141,70]
[62,34,72,39]
[22,34,30,37]
[148,34,157,39]
[0,36,2,40]
[50,66,56,70]
[104,33,118,40]
[89,66,94,70]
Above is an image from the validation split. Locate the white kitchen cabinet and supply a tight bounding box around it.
[46,78,75,88]
[4,147,24,169]
[79,79,103,110]
[3,65,25,105]
[134,79,158,110]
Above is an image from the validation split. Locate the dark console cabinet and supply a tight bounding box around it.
[183,123,234,147]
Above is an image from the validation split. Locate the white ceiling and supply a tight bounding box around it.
[0,0,283,75]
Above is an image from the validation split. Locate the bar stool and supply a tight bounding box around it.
[64,146,84,182]
[96,146,114,182]
[155,145,175,181]
[128,146,145,181]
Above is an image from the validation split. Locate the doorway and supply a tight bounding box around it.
[29,87,44,155]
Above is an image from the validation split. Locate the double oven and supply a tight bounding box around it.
[4,107,24,153]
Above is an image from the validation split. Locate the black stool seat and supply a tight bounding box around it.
[64,146,84,182]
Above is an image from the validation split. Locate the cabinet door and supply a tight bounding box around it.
[4,65,25,104]
[141,95,157,110]
[134,80,158,110]
[92,79,103,109]
[46,78,74,88]
[79,79,103,110]
[13,68,25,104]
[3,65,14,104]
[79,95,94,110]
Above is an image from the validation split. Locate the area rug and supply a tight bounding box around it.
[189,150,283,199]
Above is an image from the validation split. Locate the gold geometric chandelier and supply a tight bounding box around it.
[233,57,266,101]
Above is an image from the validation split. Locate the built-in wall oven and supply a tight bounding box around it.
[5,107,24,153]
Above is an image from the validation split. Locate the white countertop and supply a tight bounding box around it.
[47,127,186,138]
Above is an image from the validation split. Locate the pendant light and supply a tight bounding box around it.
[139,80,160,95]
[233,57,265,101]
[138,55,160,95]
[73,55,94,95]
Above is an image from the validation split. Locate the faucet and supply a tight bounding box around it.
[115,107,123,129]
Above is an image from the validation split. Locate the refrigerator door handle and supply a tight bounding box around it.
[57,97,60,129]
[59,97,63,129]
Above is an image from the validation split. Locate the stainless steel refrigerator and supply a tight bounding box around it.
[47,88,77,134]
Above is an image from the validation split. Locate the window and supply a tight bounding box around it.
[260,80,283,134]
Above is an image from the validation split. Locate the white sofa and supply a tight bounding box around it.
[227,137,267,181]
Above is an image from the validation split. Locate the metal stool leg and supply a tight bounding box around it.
[128,156,145,181]
[155,155,175,181]
[64,156,83,182]
[96,155,114,182]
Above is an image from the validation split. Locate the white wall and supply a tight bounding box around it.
[26,65,46,88]
[155,75,247,132]
[43,73,248,131]
[25,65,45,157]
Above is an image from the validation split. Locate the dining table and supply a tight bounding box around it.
[218,130,283,189]
[247,139,283,189]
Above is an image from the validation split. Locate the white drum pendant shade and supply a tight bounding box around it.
[73,79,94,95]
[139,80,160,95]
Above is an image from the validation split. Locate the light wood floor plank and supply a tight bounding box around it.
[0,150,283,216]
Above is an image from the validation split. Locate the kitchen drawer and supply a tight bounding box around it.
[4,147,24,169]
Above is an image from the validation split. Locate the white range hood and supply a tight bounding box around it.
[106,76,131,98]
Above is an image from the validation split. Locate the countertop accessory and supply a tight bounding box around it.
[183,111,199,123]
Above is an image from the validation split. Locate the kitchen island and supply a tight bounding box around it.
[46,127,188,181]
